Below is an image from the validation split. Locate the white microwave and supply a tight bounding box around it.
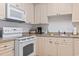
[6,4,25,22]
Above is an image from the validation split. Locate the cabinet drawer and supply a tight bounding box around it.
[0,47,14,53]
[0,42,14,48]
[0,50,14,56]
[0,41,15,56]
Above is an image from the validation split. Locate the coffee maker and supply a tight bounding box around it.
[37,27,42,34]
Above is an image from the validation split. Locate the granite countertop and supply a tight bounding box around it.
[31,34,79,38]
[0,33,79,42]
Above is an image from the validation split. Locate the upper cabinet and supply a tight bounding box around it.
[23,4,34,24]
[48,3,73,16]
[0,3,5,19]
[40,4,48,24]
[35,3,48,24]
[72,4,79,22]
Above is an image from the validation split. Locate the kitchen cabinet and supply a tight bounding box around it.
[0,40,15,56]
[74,38,79,56]
[36,37,74,56]
[35,3,48,24]
[24,3,34,24]
[45,37,58,56]
[48,3,72,16]
[0,3,5,19]
[34,4,41,24]
[40,4,48,24]
[58,38,73,56]
[72,4,79,22]
[36,37,46,56]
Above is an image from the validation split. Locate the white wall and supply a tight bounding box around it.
[48,14,74,32]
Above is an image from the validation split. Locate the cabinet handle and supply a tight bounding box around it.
[4,46,7,47]
[49,41,52,43]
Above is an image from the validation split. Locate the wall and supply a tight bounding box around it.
[48,14,74,32]
[0,20,32,32]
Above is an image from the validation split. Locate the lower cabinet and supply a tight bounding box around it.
[0,40,15,56]
[45,37,58,56]
[36,37,74,56]
[74,38,79,56]
[58,38,73,56]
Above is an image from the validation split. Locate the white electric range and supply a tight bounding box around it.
[15,36,36,56]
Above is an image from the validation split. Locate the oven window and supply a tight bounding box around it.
[23,43,34,56]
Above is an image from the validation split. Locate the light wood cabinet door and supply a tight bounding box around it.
[36,37,45,56]
[74,38,79,56]
[24,3,34,24]
[48,3,72,16]
[48,3,58,16]
[0,3,5,19]
[72,3,79,22]
[35,3,48,24]
[45,37,58,56]
[58,38,73,56]
[35,4,41,24]
[0,40,15,56]
[58,3,72,15]
[40,4,48,24]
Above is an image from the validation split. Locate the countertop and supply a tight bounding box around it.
[29,34,79,38]
[0,33,79,42]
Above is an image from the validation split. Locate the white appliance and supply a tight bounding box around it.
[15,36,36,56]
[6,3,25,22]
[0,27,23,39]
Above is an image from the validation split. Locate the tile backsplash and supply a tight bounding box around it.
[0,20,32,32]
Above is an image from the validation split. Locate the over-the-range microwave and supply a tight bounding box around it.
[5,3,25,22]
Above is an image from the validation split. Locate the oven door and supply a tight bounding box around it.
[18,40,35,56]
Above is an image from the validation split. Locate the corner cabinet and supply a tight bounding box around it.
[34,3,48,24]
[48,3,72,16]
[72,4,79,22]
[0,40,15,56]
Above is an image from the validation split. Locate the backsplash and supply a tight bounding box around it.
[48,14,74,33]
[0,20,32,32]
